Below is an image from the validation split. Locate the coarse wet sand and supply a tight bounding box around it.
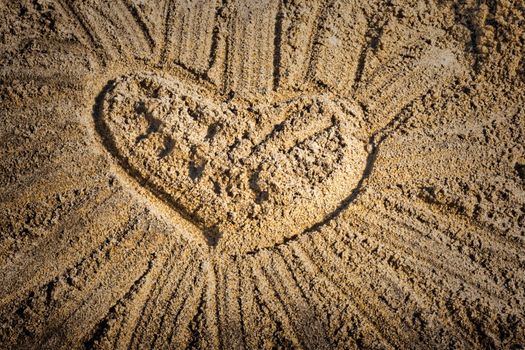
[0,0,524,348]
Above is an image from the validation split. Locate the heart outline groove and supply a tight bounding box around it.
[94,72,371,255]
[92,39,462,256]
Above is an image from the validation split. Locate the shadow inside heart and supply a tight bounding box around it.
[93,72,374,255]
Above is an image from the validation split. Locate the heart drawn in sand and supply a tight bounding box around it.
[97,73,369,255]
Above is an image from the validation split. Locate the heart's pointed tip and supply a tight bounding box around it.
[203,226,223,248]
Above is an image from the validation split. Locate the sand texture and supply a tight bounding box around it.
[1,0,525,348]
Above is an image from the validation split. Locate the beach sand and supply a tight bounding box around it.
[0,0,524,348]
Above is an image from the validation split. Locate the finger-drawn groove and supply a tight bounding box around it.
[129,252,195,348]
[355,46,462,132]
[410,196,523,257]
[321,220,479,348]
[215,262,246,349]
[22,213,155,349]
[309,229,435,348]
[125,242,183,348]
[0,190,123,308]
[249,261,303,348]
[108,250,169,350]
[251,257,309,349]
[308,0,367,94]
[54,0,107,65]
[63,1,119,61]
[272,0,284,90]
[272,249,331,346]
[354,209,501,346]
[162,264,205,348]
[304,1,332,84]
[224,0,279,94]
[82,255,156,349]
[83,2,136,60]
[120,0,156,53]
[350,208,508,301]
[160,0,218,76]
[290,241,394,348]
